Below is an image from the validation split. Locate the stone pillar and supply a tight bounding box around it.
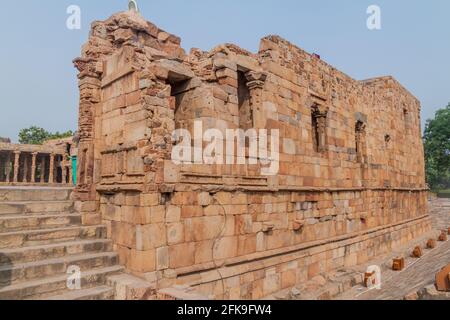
[73,56,102,206]
[13,151,20,183]
[245,71,267,129]
[22,154,29,183]
[0,155,6,182]
[5,152,11,183]
[312,104,329,153]
[68,162,73,185]
[48,153,55,183]
[40,155,47,183]
[355,121,367,164]
[31,152,38,183]
[62,161,67,184]
[0,155,4,181]
[317,117,327,152]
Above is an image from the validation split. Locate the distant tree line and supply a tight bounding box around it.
[18,126,74,145]
[423,103,450,191]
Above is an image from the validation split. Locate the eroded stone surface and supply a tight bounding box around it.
[71,10,432,299]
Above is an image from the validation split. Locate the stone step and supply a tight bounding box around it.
[0,214,82,232]
[0,187,73,202]
[0,239,112,265]
[44,285,114,300]
[0,265,124,300]
[0,225,107,249]
[0,252,118,286]
[0,201,74,215]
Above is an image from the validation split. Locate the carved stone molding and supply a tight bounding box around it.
[311,103,329,118]
[245,71,267,90]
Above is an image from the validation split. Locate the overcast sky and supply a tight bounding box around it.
[0,0,449,142]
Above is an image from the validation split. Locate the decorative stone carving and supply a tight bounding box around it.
[311,103,329,153]
[245,71,267,90]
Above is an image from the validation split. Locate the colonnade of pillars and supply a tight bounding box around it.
[0,151,72,184]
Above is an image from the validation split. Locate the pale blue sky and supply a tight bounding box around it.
[0,0,449,142]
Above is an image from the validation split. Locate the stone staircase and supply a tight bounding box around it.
[0,186,124,300]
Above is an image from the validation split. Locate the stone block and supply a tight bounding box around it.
[213,236,238,260]
[427,239,437,249]
[107,274,156,300]
[141,193,160,206]
[392,258,405,271]
[181,206,203,218]
[129,249,156,273]
[204,205,225,216]
[438,231,448,242]
[125,193,141,206]
[136,223,167,250]
[263,274,281,296]
[194,240,214,264]
[164,160,179,183]
[156,246,170,271]
[112,221,136,248]
[283,138,296,155]
[198,192,212,206]
[169,243,196,269]
[171,192,198,205]
[184,216,224,242]
[152,59,195,82]
[166,205,181,223]
[167,222,184,245]
[435,263,450,292]
[281,270,297,289]
[235,215,253,234]
[412,246,423,258]
[149,205,166,223]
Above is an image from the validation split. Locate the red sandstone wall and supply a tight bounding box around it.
[73,11,430,299]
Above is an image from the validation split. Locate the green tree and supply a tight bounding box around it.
[423,103,450,190]
[18,126,74,145]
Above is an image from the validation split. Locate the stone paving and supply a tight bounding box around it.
[429,198,450,230]
[354,240,450,300]
[337,198,450,300]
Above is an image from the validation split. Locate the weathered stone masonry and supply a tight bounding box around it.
[73,11,431,299]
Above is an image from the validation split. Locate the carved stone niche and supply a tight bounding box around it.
[355,119,367,164]
[311,102,329,153]
[238,70,267,130]
[245,71,267,90]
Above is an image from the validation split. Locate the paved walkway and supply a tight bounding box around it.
[355,240,450,300]
[429,198,450,230]
[339,198,450,300]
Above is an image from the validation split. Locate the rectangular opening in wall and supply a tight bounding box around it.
[237,71,252,130]
[403,108,409,130]
[312,112,320,153]
[355,120,366,163]
[169,79,191,129]
[311,104,328,154]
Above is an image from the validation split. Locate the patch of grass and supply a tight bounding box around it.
[437,189,450,198]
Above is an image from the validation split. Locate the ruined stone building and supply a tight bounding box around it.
[71,10,430,299]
